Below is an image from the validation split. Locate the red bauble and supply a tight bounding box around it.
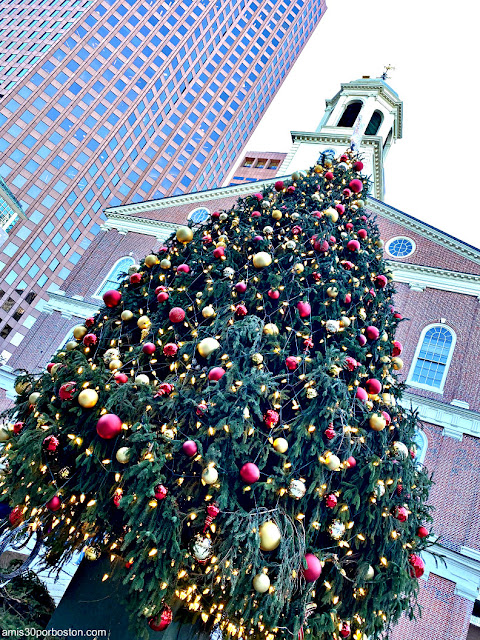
[344,293,352,304]
[177,264,190,274]
[154,484,168,500]
[251,211,261,218]
[393,311,403,320]
[182,440,198,457]
[240,462,260,484]
[213,247,225,258]
[376,274,388,288]
[13,421,24,434]
[312,271,321,282]
[96,413,122,439]
[409,554,425,578]
[169,307,185,323]
[357,334,367,346]
[344,356,359,371]
[235,304,248,317]
[345,223,354,231]
[315,239,329,253]
[396,483,403,496]
[268,289,280,300]
[366,378,382,395]
[163,343,178,357]
[324,427,336,440]
[157,291,169,302]
[287,185,295,194]
[208,367,225,381]
[335,203,345,215]
[253,235,263,242]
[254,193,263,201]
[355,387,368,402]
[340,622,351,638]
[211,211,220,219]
[347,456,356,468]
[285,356,298,371]
[417,526,429,538]
[85,317,95,327]
[155,383,174,397]
[43,435,59,452]
[142,342,156,355]
[83,333,97,347]
[382,411,391,425]
[357,228,367,239]
[392,340,403,356]
[59,381,76,401]
[353,161,363,171]
[349,179,363,193]
[347,239,360,252]
[325,494,337,508]
[9,506,23,527]
[274,180,284,191]
[343,188,352,198]
[114,373,128,384]
[148,605,173,632]
[303,553,322,582]
[297,301,311,318]
[365,326,380,340]
[395,506,408,522]
[46,362,56,373]
[103,290,122,307]
[129,273,142,284]
[291,225,302,235]
[202,234,212,243]
[264,410,279,428]
[196,403,208,417]
[324,171,334,181]
[46,496,62,511]
[235,281,247,293]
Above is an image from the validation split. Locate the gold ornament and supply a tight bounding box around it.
[116,447,131,464]
[160,259,171,270]
[369,413,386,431]
[109,359,123,371]
[14,380,31,394]
[0,427,12,443]
[73,325,87,340]
[65,341,78,351]
[293,263,304,274]
[78,389,98,408]
[382,393,396,406]
[391,357,404,370]
[176,226,194,244]
[28,392,41,405]
[121,310,134,321]
[84,546,100,561]
[197,338,220,358]
[135,374,150,385]
[340,316,351,328]
[253,252,272,268]
[381,332,389,342]
[259,521,281,551]
[137,316,150,330]
[271,209,282,220]
[202,466,218,485]
[306,388,318,399]
[202,305,216,319]
[326,286,338,298]
[314,164,323,174]
[251,353,264,365]
[324,207,338,223]
[253,573,271,593]
[273,438,288,453]
[144,254,159,267]
[324,453,341,471]
[263,323,279,336]
[50,364,62,375]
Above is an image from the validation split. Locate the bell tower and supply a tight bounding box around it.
[278,76,403,199]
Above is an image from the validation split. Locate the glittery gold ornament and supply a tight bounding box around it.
[259,521,281,551]
[176,226,194,244]
[160,259,171,269]
[251,353,264,365]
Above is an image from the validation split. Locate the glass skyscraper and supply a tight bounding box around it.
[0,0,326,354]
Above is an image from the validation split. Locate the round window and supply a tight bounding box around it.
[188,207,210,224]
[386,236,415,258]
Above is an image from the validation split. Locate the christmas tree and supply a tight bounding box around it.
[0,150,432,640]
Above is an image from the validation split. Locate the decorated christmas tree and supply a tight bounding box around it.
[0,150,432,640]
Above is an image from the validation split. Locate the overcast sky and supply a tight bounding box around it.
[244,0,480,248]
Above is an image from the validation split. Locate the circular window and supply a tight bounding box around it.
[386,236,416,258]
[188,207,210,224]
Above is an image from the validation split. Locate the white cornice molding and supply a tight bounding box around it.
[387,261,480,298]
[369,198,480,266]
[101,215,180,240]
[0,365,16,398]
[424,543,480,601]
[338,80,403,138]
[402,392,480,441]
[36,292,99,320]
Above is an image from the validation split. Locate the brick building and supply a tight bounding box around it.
[2,77,480,638]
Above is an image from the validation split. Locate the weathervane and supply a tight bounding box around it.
[381,65,395,80]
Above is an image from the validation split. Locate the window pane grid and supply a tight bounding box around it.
[96,256,134,297]
[411,327,453,389]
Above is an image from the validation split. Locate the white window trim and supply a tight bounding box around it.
[92,256,135,301]
[336,99,364,127]
[187,207,210,224]
[406,323,457,394]
[385,235,416,258]
[415,429,428,466]
[58,327,75,351]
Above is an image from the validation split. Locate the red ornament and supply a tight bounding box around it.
[376,274,388,289]
[43,435,59,452]
[312,272,321,282]
[355,387,368,402]
[154,484,168,500]
[46,363,56,373]
[324,427,336,440]
[314,239,329,253]
[182,440,198,457]
[13,421,24,434]
[196,403,208,417]
[142,342,156,355]
[254,193,263,201]
[9,506,24,527]
[382,411,391,426]
[96,413,122,440]
[325,494,337,508]
[235,304,248,317]
[155,383,174,397]
[235,281,247,293]
[346,456,356,468]
[357,228,367,239]
[176,264,190,274]
[392,340,403,356]
[59,381,76,401]
[324,171,334,181]
[169,307,185,323]
[344,293,352,304]
[129,273,142,284]
[409,554,425,578]
[285,356,299,371]
[268,289,280,299]
[113,489,122,508]
[349,179,363,193]
[292,225,302,235]
[340,622,351,638]
[264,410,279,428]
[393,311,403,320]
[287,185,295,194]
[240,462,260,484]
[303,337,314,350]
[353,161,363,171]
[297,301,311,318]
[251,211,261,218]
[163,343,178,357]
[303,553,322,582]
[211,211,220,219]
[345,223,354,231]
[274,180,284,191]
[114,373,128,384]
[417,526,429,538]
[46,496,62,511]
[103,290,122,307]
[203,503,220,532]
[357,334,367,346]
[395,506,408,522]
[213,246,225,258]
[335,203,345,215]
[148,605,173,632]
[83,333,97,347]
[344,356,359,371]
[157,291,169,302]
[347,239,360,252]
[365,326,380,340]
[85,317,95,328]
[396,483,403,496]
[208,367,225,382]
[366,379,382,395]
[343,188,352,198]
[202,234,212,243]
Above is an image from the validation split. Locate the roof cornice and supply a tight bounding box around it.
[424,543,480,601]
[387,261,480,298]
[36,291,99,320]
[101,215,180,240]
[338,80,403,138]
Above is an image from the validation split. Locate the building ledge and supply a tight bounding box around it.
[403,392,480,440]
[424,543,480,601]
[387,261,480,298]
[36,291,100,320]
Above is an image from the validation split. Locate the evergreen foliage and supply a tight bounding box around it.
[0,151,432,640]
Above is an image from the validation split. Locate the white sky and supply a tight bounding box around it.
[245,0,480,248]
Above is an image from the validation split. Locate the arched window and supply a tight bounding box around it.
[414,430,428,467]
[337,101,362,127]
[57,327,75,351]
[188,207,210,224]
[94,256,135,299]
[383,128,393,149]
[407,324,456,392]
[365,110,383,135]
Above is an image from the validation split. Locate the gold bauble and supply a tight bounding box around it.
[109,359,123,371]
[324,207,338,223]
[202,466,218,485]
[324,453,341,471]
[380,356,391,364]
[314,164,323,174]
[391,357,404,370]
[202,305,216,319]
[137,315,151,330]
[144,254,159,267]
[73,325,87,340]
[121,310,134,321]
[369,413,386,431]
[78,388,98,408]
[340,316,351,328]
[0,427,12,443]
[65,341,78,351]
[381,332,389,342]
[160,259,171,270]
[326,286,338,298]
[251,353,264,365]
[197,338,220,358]
[293,263,304,274]
[116,447,131,464]
[271,209,282,220]
[84,546,100,561]
[382,393,395,406]
[253,252,272,269]
[376,239,385,248]
[273,437,288,453]
[263,323,279,336]
[50,364,63,375]
[14,380,31,394]
[135,374,150,385]
[176,226,194,244]
[28,392,41,405]
[253,573,271,593]
[365,565,375,580]
[259,521,281,551]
